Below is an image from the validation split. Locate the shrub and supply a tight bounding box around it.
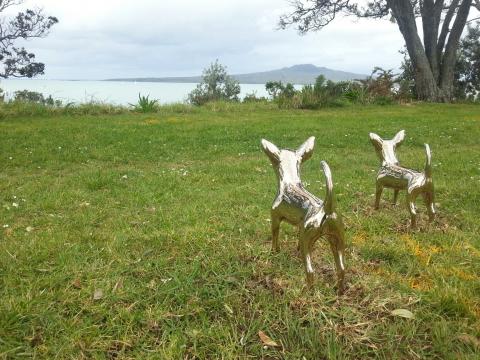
[344,83,367,103]
[265,81,296,100]
[275,76,350,109]
[270,82,297,108]
[373,96,395,105]
[359,67,396,101]
[271,69,407,109]
[312,77,350,106]
[265,81,284,99]
[243,91,267,103]
[282,83,296,98]
[356,67,416,104]
[396,79,415,102]
[188,60,240,105]
[13,90,62,106]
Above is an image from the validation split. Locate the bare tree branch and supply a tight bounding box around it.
[279,0,359,33]
[0,0,23,13]
[356,1,390,18]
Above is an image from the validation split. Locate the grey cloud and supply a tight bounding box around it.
[19,0,405,79]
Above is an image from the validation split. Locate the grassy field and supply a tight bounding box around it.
[1,102,479,359]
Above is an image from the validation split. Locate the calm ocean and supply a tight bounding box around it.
[0,79,271,105]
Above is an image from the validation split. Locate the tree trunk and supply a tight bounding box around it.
[421,0,443,82]
[439,0,472,100]
[387,0,442,101]
[388,0,474,102]
[415,67,442,101]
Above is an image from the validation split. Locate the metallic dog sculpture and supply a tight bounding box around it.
[369,130,435,227]
[261,137,346,293]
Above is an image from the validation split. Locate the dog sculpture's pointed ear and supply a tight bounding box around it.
[297,136,315,163]
[261,139,280,164]
[392,130,406,146]
[369,132,383,150]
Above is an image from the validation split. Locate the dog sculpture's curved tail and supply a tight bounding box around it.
[424,144,432,180]
[321,161,334,215]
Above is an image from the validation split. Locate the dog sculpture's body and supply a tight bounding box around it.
[369,130,435,227]
[261,137,345,293]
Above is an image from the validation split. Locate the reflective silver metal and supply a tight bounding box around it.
[261,137,346,293]
[369,130,435,227]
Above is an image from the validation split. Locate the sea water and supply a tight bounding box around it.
[0,79,271,105]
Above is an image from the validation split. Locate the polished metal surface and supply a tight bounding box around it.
[369,130,435,227]
[261,137,346,293]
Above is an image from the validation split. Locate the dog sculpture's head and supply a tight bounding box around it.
[369,130,405,166]
[261,137,315,184]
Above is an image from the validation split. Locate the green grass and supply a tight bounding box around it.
[0,103,479,359]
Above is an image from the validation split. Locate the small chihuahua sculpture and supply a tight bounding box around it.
[261,137,346,293]
[369,130,435,227]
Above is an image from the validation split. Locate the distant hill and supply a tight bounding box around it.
[105,64,368,85]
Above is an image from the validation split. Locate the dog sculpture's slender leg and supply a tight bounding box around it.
[393,189,400,205]
[296,225,302,252]
[423,189,436,222]
[271,212,281,252]
[407,192,417,228]
[299,228,315,288]
[325,218,346,294]
[375,183,383,209]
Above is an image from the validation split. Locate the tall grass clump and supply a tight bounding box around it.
[0,101,130,119]
[130,93,159,113]
[0,89,130,119]
[0,89,203,119]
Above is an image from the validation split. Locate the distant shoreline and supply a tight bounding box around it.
[0,64,367,84]
[103,64,368,85]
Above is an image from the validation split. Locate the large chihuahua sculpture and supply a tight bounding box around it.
[369,130,435,227]
[261,137,346,293]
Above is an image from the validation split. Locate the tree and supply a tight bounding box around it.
[0,0,58,79]
[188,60,241,105]
[265,81,285,98]
[455,22,480,99]
[313,74,327,94]
[279,0,480,102]
[399,22,480,99]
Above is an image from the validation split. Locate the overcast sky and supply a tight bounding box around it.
[15,0,407,80]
